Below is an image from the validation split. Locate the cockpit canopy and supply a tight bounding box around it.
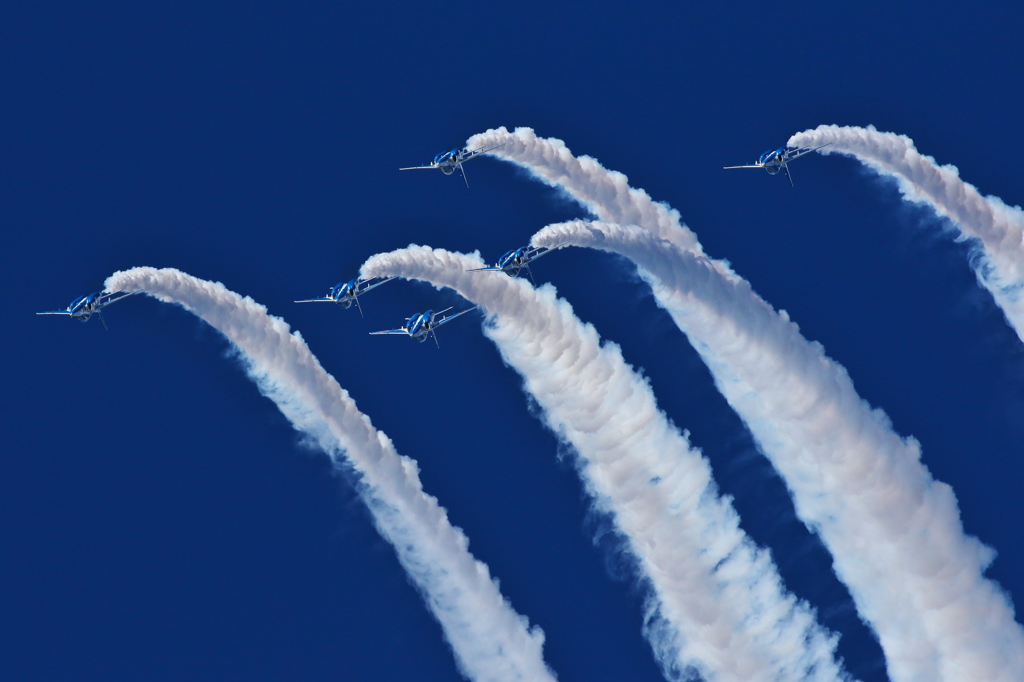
[434,149,459,165]
[758,148,785,165]
[70,293,99,312]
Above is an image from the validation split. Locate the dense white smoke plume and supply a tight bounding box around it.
[789,124,1024,342]
[462,125,1024,680]
[361,247,849,682]
[530,219,1024,682]
[104,267,556,682]
[467,128,704,254]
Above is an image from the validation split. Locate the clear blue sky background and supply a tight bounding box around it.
[3,3,1023,681]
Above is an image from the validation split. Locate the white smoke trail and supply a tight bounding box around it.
[360,246,849,682]
[788,124,1024,343]
[465,125,1024,679]
[530,220,1024,682]
[103,267,556,682]
[467,127,705,255]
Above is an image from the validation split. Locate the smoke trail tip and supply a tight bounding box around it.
[530,220,594,249]
[360,244,428,279]
[361,244,488,281]
[105,266,151,292]
[787,125,837,153]
[466,126,513,156]
[529,227,563,249]
[467,126,555,160]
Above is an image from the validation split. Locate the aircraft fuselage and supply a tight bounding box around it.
[406,311,434,340]
[494,249,523,276]
[68,293,101,320]
[329,280,359,307]
[434,150,461,174]
[758,148,787,174]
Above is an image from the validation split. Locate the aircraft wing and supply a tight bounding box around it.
[36,310,73,316]
[785,143,831,161]
[294,297,335,303]
[369,328,411,336]
[356,276,395,294]
[97,291,136,307]
[399,165,438,171]
[723,164,762,169]
[525,242,568,262]
[466,265,505,273]
[460,143,506,163]
[433,305,479,328]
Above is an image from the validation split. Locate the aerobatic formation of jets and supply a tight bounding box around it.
[39,140,825,342]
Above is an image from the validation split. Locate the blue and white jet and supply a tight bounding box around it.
[724,143,830,186]
[37,291,137,330]
[467,243,567,285]
[294,277,394,317]
[399,143,505,187]
[370,306,479,347]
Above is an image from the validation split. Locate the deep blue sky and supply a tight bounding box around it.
[4,3,1023,681]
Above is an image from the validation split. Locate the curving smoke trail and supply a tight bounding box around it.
[462,125,1024,679]
[103,267,556,682]
[467,127,704,255]
[788,124,1024,343]
[360,247,849,682]
[529,220,1024,682]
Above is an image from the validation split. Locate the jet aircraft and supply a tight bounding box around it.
[399,143,505,187]
[467,243,567,284]
[723,143,830,186]
[37,291,136,330]
[370,306,479,347]
[294,277,394,317]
